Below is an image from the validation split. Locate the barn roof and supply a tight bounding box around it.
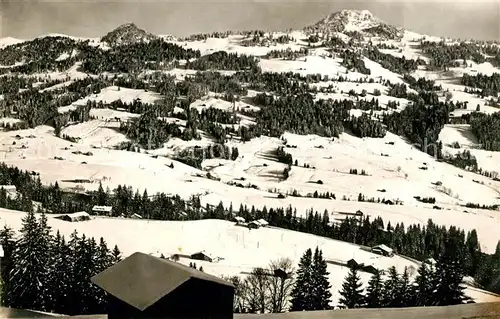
[256,219,269,226]
[373,244,393,253]
[91,252,233,311]
[92,206,112,212]
[191,251,214,259]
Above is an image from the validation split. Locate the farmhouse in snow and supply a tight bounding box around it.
[371,244,394,257]
[91,252,234,319]
[247,219,269,229]
[233,216,245,225]
[190,251,215,263]
[92,205,113,215]
[55,212,91,222]
[256,219,269,227]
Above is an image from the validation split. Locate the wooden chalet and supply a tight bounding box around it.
[190,251,215,263]
[91,252,234,319]
[55,212,91,222]
[371,244,394,257]
[92,205,113,215]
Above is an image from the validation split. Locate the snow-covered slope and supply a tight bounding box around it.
[0,209,498,305]
[1,8,500,305]
[305,9,403,39]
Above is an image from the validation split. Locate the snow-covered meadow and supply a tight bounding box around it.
[0,208,498,305]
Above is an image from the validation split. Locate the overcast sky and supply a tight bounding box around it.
[1,0,499,41]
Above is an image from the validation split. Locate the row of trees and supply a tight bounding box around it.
[462,73,500,98]
[420,41,485,70]
[363,48,426,75]
[228,240,472,314]
[0,211,122,315]
[470,112,500,151]
[0,159,497,292]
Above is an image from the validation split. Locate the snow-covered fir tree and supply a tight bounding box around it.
[338,265,364,309]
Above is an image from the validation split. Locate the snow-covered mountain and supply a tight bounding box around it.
[305,9,403,39]
[0,36,24,48]
[0,8,500,306]
[101,22,157,46]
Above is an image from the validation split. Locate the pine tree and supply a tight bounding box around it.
[434,241,469,306]
[9,211,50,311]
[365,270,384,308]
[413,263,435,306]
[311,247,332,310]
[290,248,314,311]
[382,266,400,307]
[398,267,413,307]
[338,266,364,309]
[0,225,16,307]
[464,230,481,276]
[36,212,53,311]
[48,231,71,314]
[110,245,122,264]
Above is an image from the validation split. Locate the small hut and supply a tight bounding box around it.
[190,251,214,263]
[55,212,91,222]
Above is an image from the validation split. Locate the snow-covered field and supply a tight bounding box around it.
[0,208,497,305]
[1,124,499,254]
[1,8,500,307]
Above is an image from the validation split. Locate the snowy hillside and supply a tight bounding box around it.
[1,8,500,309]
[0,208,498,305]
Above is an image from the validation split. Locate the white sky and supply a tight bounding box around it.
[1,0,499,40]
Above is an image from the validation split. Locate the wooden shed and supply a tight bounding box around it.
[55,212,91,222]
[91,252,234,319]
[190,251,214,263]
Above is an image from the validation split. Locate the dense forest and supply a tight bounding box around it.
[462,73,500,98]
[420,41,485,70]
[0,211,122,315]
[469,112,500,151]
[363,48,426,74]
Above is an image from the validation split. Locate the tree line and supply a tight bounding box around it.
[226,240,474,314]
[0,161,497,293]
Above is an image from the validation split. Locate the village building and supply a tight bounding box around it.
[92,205,113,216]
[256,219,269,227]
[55,212,91,222]
[91,252,234,319]
[247,221,261,229]
[131,213,143,219]
[233,216,245,224]
[371,244,394,257]
[190,251,215,263]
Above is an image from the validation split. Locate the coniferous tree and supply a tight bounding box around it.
[338,266,364,309]
[36,212,53,311]
[0,225,16,307]
[290,248,314,311]
[434,240,469,306]
[311,247,332,310]
[364,269,384,308]
[9,211,48,311]
[382,266,400,307]
[110,245,122,264]
[413,262,435,306]
[48,231,71,314]
[464,230,481,276]
[398,267,413,307]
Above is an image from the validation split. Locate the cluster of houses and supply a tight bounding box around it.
[233,217,269,229]
[53,206,145,223]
